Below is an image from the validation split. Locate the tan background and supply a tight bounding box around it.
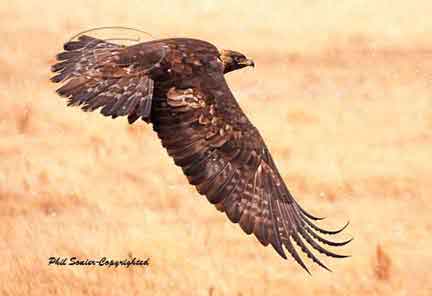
[1,0,431,295]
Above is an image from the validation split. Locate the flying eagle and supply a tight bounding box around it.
[51,34,351,273]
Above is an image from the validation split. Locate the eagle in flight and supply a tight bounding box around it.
[51,34,351,273]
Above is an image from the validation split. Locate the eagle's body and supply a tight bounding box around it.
[51,35,350,273]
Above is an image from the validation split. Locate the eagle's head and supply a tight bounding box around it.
[219,49,255,74]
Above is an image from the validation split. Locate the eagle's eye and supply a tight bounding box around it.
[234,56,244,63]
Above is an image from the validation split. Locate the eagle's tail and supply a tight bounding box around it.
[51,35,154,123]
[51,35,122,83]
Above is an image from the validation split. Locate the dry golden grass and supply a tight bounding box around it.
[1,1,432,295]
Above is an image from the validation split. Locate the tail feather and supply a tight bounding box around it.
[51,35,154,122]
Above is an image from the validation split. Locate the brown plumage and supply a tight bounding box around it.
[51,34,351,273]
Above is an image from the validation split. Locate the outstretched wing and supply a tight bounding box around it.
[151,73,351,273]
[51,35,163,123]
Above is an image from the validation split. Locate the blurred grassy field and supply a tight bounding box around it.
[1,0,432,295]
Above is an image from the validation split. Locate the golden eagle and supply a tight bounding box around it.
[51,35,351,273]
